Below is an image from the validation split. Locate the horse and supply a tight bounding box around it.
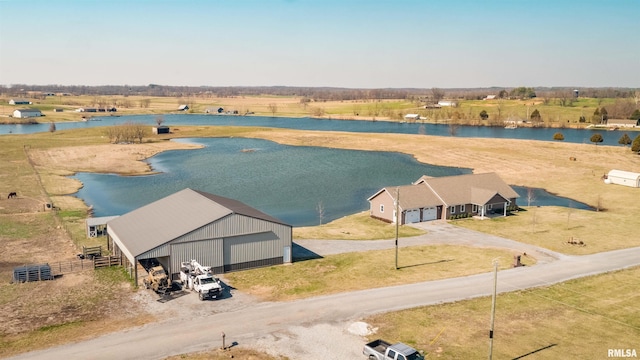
[7,192,17,199]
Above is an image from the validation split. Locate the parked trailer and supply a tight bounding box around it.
[12,264,54,283]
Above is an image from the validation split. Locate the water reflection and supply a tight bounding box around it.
[72,138,592,226]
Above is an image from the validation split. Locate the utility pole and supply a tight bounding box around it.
[395,186,400,270]
[488,259,498,360]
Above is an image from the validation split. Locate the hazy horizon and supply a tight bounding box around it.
[1,0,639,89]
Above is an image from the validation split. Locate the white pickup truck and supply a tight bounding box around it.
[363,339,424,360]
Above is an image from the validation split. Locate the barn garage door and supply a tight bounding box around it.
[405,209,420,223]
[422,207,437,221]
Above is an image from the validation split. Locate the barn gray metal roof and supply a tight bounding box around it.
[107,188,288,257]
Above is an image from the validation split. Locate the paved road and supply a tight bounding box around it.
[11,240,640,360]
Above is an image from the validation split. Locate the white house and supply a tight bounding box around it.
[604,170,640,188]
[13,109,42,118]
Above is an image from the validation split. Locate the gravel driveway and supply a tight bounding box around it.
[294,220,565,264]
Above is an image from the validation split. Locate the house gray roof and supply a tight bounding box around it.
[418,172,519,206]
[107,188,287,257]
[373,185,443,210]
[371,173,519,210]
[15,108,41,113]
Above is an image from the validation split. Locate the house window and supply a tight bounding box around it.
[472,204,478,212]
[449,206,456,214]
[488,204,493,210]
[460,204,466,212]
[380,204,384,213]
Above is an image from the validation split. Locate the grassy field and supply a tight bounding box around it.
[0,110,639,357]
[365,266,640,359]
[1,94,633,126]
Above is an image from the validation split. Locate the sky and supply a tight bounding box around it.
[0,0,638,89]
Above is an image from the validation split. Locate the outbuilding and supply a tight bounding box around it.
[605,170,640,188]
[106,188,292,284]
[13,109,42,118]
[152,125,170,134]
[9,99,31,105]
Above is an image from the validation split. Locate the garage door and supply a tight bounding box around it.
[422,207,437,221]
[405,209,420,223]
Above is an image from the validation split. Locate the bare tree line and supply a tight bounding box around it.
[2,84,637,103]
[104,122,150,144]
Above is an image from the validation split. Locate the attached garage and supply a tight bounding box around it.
[422,207,437,221]
[405,209,420,223]
[106,188,292,284]
[605,170,640,188]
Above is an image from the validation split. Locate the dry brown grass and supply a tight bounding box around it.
[365,266,640,359]
[225,245,534,302]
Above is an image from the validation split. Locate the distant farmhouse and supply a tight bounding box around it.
[178,104,189,111]
[75,107,116,113]
[606,119,639,128]
[13,109,42,118]
[368,173,519,224]
[9,99,32,105]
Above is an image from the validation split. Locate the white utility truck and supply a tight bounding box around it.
[180,260,223,300]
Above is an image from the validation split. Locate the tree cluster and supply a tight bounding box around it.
[104,122,149,144]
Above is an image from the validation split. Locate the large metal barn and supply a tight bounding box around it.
[106,188,292,283]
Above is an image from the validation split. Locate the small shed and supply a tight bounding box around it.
[404,114,421,121]
[605,170,640,188]
[152,125,170,134]
[86,215,119,238]
[178,104,189,111]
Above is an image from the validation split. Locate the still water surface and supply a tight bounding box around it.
[72,137,591,226]
[1,114,632,146]
[73,138,470,226]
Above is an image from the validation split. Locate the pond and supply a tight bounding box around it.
[72,138,592,227]
[1,113,634,146]
[73,138,469,226]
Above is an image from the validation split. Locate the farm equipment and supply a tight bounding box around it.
[180,260,223,300]
[143,265,170,294]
